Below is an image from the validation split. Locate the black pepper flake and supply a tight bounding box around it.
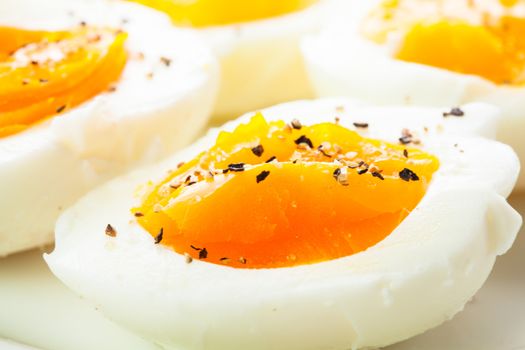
[318,145,332,158]
[353,122,369,128]
[56,105,66,114]
[291,119,302,130]
[79,21,87,27]
[294,135,313,149]
[357,168,368,175]
[333,168,341,180]
[228,163,245,172]
[399,168,420,182]
[256,170,270,183]
[134,212,144,217]
[265,156,277,163]
[199,248,208,259]
[403,149,409,158]
[160,56,172,67]
[371,171,385,180]
[39,78,48,84]
[220,257,230,262]
[399,135,412,145]
[443,107,464,117]
[154,228,163,244]
[190,245,201,251]
[105,224,117,237]
[239,257,247,264]
[30,60,38,66]
[251,144,264,157]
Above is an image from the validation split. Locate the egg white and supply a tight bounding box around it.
[46,98,521,350]
[139,0,336,121]
[200,1,329,121]
[302,0,525,190]
[0,0,219,256]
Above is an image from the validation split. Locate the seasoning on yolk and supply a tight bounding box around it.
[363,0,525,85]
[130,0,317,27]
[134,115,439,269]
[0,25,127,137]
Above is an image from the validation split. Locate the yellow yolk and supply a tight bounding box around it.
[363,0,525,85]
[134,115,439,269]
[0,25,127,137]
[130,0,317,27]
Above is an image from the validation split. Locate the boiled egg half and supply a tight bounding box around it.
[0,0,219,256]
[128,0,332,121]
[303,0,525,189]
[46,98,521,350]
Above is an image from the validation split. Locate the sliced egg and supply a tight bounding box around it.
[302,0,525,189]
[127,0,333,120]
[0,0,219,256]
[46,98,520,350]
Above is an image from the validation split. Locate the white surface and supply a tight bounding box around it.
[0,194,524,350]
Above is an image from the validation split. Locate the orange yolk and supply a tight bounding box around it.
[130,0,317,27]
[134,115,439,269]
[0,25,127,137]
[364,0,525,85]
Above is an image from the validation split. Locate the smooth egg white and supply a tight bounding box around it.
[163,0,336,121]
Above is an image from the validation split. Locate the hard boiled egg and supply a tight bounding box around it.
[0,0,219,256]
[302,0,525,189]
[46,98,520,350]
[127,0,333,121]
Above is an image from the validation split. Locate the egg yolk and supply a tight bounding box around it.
[363,0,525,85]
[134,115,439,269]
[130,0,317,27]
[0,25,127,137]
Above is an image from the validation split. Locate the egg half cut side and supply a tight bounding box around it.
[0,0,219,256]
[302,0,525,190]
[46,98,521,350]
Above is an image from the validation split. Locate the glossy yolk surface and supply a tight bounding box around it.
[135,115,439,269]
[130,0,317,27]
[364,0,525,85]
[0,25,127,137]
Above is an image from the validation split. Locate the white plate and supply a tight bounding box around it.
[1,195,524,350]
